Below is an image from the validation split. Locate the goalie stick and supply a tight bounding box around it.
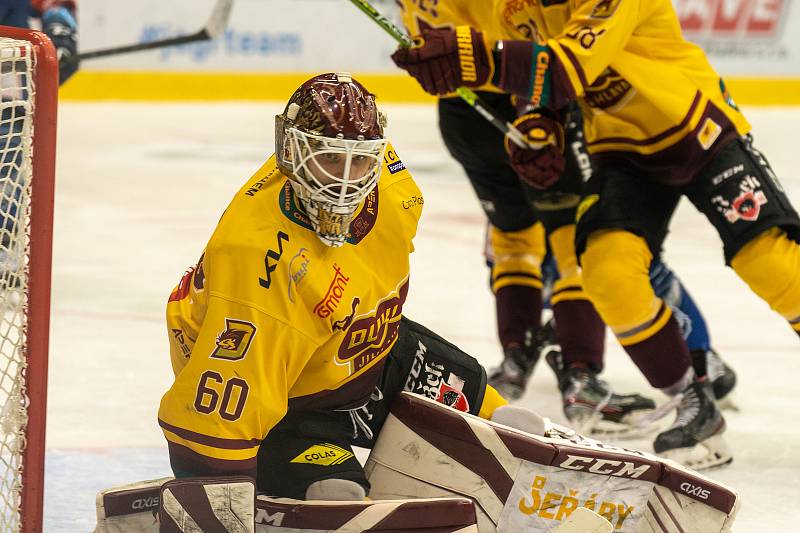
[76,0,234,60]
[346,0,545,150]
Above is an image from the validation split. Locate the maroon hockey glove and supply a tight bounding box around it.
[391,26,492,95]
[505,113,566,190]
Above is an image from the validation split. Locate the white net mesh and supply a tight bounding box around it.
[0,37,34,533]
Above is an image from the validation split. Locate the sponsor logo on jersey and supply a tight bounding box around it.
[385,148,406,174]
[287,248,310,302]
[677,0,787,39]
[337,279,409,373]
[529,47,551,107]
[258,231,289,289]
[245,168,279,197]
[314,264,350,318]
[290,443,354,466]
[332,297,360,332]
[171,328,192,358]
[402,195,424,209]
[211,319,256,361]
[590,0,621,19]
[388,161,406,174]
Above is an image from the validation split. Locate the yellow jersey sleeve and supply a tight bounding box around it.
[159,293,318,478]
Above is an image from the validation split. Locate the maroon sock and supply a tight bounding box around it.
[623,312,692,389]
[495,285,542,348]
[553,299,606,371]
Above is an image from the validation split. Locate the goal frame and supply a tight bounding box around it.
[0,25,58,533]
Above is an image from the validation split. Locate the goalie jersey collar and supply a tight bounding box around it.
[279,180,379,245]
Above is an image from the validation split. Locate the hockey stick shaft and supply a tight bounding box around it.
[346,0,537,149]
[77,0,234,61]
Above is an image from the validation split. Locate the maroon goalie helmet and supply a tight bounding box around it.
[276,72,388,247]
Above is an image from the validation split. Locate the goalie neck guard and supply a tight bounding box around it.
[276,72,388,247]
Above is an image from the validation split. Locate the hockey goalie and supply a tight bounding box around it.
[94,73,738,532]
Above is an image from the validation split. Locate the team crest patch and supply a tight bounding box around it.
[211,319,256,361]
[290,444,354,466]
[590,0,620,19]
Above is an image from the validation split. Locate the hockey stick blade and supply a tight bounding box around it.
[77,0,234,60]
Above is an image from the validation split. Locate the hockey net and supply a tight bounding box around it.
[0,27,57,533]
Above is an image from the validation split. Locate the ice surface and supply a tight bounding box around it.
[42,102,800,531]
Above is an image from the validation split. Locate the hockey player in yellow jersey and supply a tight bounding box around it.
[391,0,800,469]
[157,72,534,501]
[393,0,736,439]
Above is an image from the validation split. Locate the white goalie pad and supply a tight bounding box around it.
[94,478,169,533]
[364,392,739,533]
[94,477,479,533]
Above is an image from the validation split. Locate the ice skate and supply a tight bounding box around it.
[654,379,732,470]
[706,349,738,411]
[487,331,539,401]
[547,352,657,438]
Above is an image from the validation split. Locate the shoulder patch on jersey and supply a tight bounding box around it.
[211,318,257,361]
[290,443,354,466]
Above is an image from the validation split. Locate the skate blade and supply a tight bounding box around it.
[588,416,662,440]
[716,393,740,412]
[659,434,733,471]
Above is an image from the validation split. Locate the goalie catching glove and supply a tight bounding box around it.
[505,112,566,189]
[391,26,492,95]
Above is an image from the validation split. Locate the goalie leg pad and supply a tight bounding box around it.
[366,392,739,533]
[159,477,255,533]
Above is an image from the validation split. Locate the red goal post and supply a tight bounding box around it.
[0,26,57,533]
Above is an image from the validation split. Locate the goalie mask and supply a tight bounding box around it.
[276,72,388,247]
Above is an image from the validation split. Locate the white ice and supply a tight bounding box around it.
[42,102,800,531]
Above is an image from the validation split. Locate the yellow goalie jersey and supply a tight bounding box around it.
[397,0,510,94]
[158,145,422,477]
[494,0,752,184]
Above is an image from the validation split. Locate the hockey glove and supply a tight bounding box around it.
[505,113,565,190]
[42,6,79,85]
[391,26,492,95]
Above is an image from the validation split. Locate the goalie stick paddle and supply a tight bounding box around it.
[76,0,234,60]
[346,0,542,150]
